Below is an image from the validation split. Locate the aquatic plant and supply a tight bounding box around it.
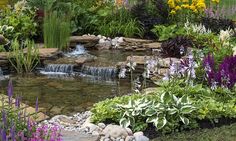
[43,11,71,50]
[8,39,39,74]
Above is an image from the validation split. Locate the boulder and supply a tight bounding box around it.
[102,124,128,139]
[134,135,149,141]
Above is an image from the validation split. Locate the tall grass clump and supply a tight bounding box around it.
[8,39,39,74]
[43,11,71,50]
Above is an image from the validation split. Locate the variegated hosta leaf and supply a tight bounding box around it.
[123,111,132,117]
[180,116,189,125]
[146,116,156,123]
[180,105,195,114]
[145,108,157,116]
[161,92,172,104]
[172,94,178,103]
[132,109,141,116]
[168,107,178,115]
[120,118,130,128]
[153,117,167,129]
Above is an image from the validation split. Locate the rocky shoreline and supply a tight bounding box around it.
[42,111,150,141]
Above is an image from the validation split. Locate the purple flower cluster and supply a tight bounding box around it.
[205,4,236,19]
[1,81,62,141]
[163,53,197,82]
[203,54,236,89]
[29,124,62,141]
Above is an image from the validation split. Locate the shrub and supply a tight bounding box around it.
[0,2,37,41]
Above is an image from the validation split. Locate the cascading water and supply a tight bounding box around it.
[40,64,74,75]
[65,44,86,57]
[81,65,117,80]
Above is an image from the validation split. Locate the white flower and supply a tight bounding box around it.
[219,28,233,43]
[233,46,236,56]
[118,68,126,79]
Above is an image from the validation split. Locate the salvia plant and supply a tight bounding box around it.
[116,92,196,130]
[203,54,236,89]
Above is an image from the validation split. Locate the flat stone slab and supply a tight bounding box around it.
[123,38,153,44]
[126,56,180,68]
[61,131,99,141]
[38,48,60,59]
[143,42,162,49]
[0,94,49,122]
[70,36,99,43]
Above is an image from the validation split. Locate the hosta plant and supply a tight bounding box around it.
[116,93,196,130]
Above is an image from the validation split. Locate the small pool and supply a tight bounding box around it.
[0,74,131,117]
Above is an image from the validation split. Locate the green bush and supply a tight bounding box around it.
[0,4,37,40]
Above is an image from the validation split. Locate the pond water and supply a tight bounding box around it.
[0,47,152,117]
[0,74,131,117]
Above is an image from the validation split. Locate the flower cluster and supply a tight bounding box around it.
[0,80,62,141]
[203,54,236,89]
[184,20,212,34]
[163,52,197,83]
[167,0,207,15]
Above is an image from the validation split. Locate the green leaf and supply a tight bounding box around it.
[180,116,189,125]
[161,93,172,104]
[120,118,130,128]
[145,108,157,116]
[180,105,195,114]
[154,117,167,129]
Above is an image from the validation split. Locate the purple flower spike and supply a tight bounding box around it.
[2,110,7,128]
[35,97,38,113]
[10,123,16,141]
[1,129,7,141]
[7,80,13,105]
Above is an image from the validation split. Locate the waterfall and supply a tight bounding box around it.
[65,44,86,57]
[81,65,117,79]
[40,64,74,75]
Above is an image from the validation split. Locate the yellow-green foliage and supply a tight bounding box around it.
[0,0,8,8]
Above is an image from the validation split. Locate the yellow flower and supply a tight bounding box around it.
[182,0,189,3]
[170,10,177,15]
[181,4,190,9]
[175,6,182,11]
[196,1,206,10]
[168,0,176,8]
[189,5,196,11]
[212,0,220,4]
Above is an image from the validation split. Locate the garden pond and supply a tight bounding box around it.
[0,47,153,117]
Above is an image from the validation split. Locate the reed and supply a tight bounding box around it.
[43,11,71,50]
[8,39,39,74]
